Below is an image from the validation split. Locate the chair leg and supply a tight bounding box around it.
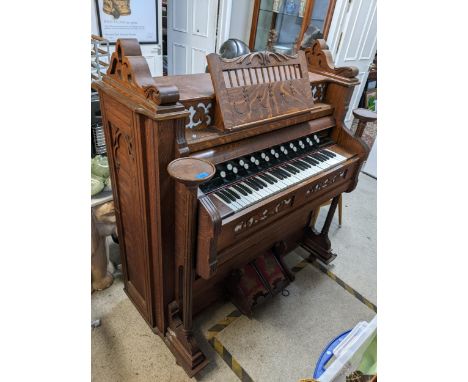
[338,194,343,227]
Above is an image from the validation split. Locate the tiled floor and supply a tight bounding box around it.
[91,174,377,381]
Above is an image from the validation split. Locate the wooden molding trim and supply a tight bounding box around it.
[322,0,337,39]
[248,0,261,49]
[104,38,183,113]
[304,39,359,83]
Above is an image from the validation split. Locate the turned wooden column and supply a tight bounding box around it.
[353,108,377,138]
[302,195,340,264]
[166,157,215,376]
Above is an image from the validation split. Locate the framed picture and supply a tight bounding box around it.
[95,0,158,44]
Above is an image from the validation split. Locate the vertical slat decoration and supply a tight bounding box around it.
[223,71,232,88]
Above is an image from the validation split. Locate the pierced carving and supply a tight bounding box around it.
[233,197,293,235]
[305,170,347,195]
[186,102,213,129]
[311,82,328,102]
[304,39,359,79]
[221,50,297,66]
[105,38,180,107]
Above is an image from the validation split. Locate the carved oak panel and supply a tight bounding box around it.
[207,50,315,131]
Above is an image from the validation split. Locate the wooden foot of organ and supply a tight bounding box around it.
[93,38,370,377]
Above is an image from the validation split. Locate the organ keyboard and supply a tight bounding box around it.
[202,135,349,215]
[94,38,371,377]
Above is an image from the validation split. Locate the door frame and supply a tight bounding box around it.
[216,0,232,52]
[326,0,377,126]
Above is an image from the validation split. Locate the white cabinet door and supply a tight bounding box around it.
[140,43,163,77]
[328,0,377,127]
[167,0,220,75]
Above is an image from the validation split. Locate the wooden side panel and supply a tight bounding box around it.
[101,94,153,323]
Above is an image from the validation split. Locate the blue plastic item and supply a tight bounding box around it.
[313,329,352,379]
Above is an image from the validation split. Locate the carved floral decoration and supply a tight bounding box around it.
[306,170,347,196]
[233,197,294,234]
[222,51,297,66]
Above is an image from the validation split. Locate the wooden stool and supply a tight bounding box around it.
[353,108,377,138]
[312,108,377,229]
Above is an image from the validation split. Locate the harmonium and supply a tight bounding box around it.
[94,38,369,377]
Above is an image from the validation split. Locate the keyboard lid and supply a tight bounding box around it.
[207,50,315,132]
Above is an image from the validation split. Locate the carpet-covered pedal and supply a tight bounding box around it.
[225,251,292,317]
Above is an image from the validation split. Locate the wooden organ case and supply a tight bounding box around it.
[94,38,369,377]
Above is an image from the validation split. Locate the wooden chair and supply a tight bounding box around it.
[312,108,377,227]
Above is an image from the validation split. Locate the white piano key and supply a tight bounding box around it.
[257,176,282,192]
[233,187,256,204]
[265,172,290,189]
[239,182,264,202]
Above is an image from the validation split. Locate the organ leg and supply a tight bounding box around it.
[166,158,215,377]
[302,195,340,264]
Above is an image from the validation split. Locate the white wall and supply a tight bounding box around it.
[91,0,99,35]
[228,0,254,44]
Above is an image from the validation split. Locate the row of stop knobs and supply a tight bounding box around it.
[218,135,321,179]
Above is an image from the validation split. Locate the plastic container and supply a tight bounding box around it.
[316,316,377,382]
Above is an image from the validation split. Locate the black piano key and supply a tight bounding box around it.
[238,183,253,194]
[254,177,268,187]
[297,159,311,168]
[292,161,307,170]
[232,184,248,196]
[303,156,319,165]
[220,189,237,202]
[266,174,278,183]
[283,164,299,174]
[270,169,284,179]
[225,188,241,200]
[215,191,232,204]
[320,150,334,158]
[312,153,326,162]
[257,174,272,184]
[322,149,336,157]
[294,162,308,171]
[260,174,278,184]
[251,177,266,189]
[289,164,301,173]
[277,168,291,178]
[245,179,260,191]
